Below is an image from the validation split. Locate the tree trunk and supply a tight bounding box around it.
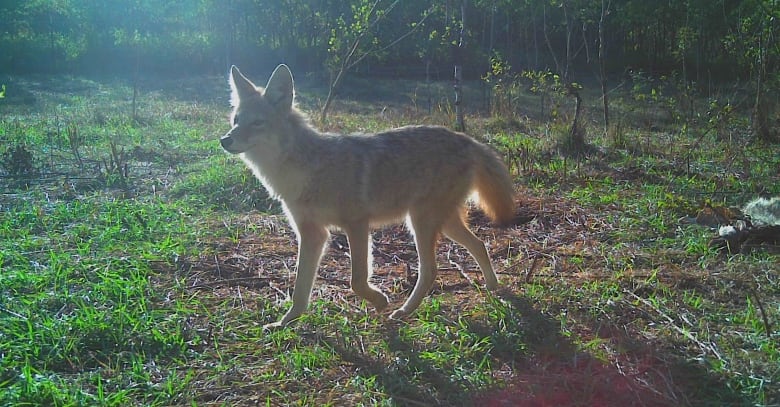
[568,85,585,152]
[542,4,561,75]
[132,43,140,123]
[532,9,539,69]
[321,68,344,122]
[562,2,572,83]
[454,1,466,132]
[320,39,360,122]
[752,28,773,142]
[753,62,771,141]
[598,0,610,135]
[426,59,432,114]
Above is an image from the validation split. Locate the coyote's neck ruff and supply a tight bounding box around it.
[220,64,515,328]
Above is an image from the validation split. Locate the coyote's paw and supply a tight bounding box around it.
[372,294,389,312]
[262,312,300,330]
[485,279,499,291]
[262,321,286,331]
[389,308,409,320]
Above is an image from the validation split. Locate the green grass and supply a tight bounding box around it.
[0,192,199,405]
[0,73,778,406]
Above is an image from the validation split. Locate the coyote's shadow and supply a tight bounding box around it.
[319,288,744,406]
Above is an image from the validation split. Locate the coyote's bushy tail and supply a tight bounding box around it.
[474,147,515,226]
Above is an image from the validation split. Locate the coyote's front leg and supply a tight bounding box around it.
[389,215,439,319]
[344,222,389,311]
[264,221,329,329]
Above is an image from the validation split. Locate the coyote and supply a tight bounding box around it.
[220,64,514,327]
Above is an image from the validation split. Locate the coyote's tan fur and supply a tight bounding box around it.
[220,64,514,327]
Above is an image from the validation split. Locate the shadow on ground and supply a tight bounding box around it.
[317,288,745,406]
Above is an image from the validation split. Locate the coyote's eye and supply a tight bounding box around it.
[251,119,265,127]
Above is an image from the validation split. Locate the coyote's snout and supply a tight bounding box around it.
[222,64,515,328]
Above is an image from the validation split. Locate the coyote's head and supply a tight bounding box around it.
[220,64,294,154]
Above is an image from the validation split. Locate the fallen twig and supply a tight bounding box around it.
[624,289,725,364]
[748,287,772,340]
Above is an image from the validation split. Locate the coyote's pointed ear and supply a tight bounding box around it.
[229,65,256,106]
[264,64,294,111]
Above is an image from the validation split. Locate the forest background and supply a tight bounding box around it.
[1,0,777,137]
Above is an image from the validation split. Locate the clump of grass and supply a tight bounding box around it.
[490,131,543,175]
[65,123,85,167]
[169,155,278,213]
[1,144,37,188]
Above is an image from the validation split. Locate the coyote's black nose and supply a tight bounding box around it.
[220,136,233,149]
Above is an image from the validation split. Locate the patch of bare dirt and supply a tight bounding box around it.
[180,190,619,315]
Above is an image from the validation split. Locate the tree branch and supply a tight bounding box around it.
[347,6,433,71]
